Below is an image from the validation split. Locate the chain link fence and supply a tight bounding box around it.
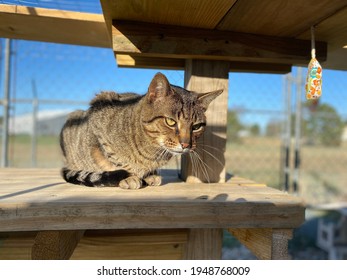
[1,1,347,207]
[1,37,347,206]
[0,39,185,168]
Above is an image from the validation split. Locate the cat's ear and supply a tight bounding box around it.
[197,89,224,111]
[147,72,171,103]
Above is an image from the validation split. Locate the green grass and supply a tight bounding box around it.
[1,134,62,168]
[1,134,346,205]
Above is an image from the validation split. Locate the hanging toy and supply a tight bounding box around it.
[305,26,322,99]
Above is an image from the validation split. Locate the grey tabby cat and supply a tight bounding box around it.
[60,72,223,189]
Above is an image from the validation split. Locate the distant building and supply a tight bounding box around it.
[9,110,70,135]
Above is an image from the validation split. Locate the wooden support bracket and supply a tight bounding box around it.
[228,228,293,260]
[31,230,85,260]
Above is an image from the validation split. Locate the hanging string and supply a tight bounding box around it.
[311,26,316,59]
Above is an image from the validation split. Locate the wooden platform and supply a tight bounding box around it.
[0,168,305,260]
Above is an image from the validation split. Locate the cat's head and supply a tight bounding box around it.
[142,72,223,155]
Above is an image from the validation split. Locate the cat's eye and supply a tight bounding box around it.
[192,123,205,131]
[165,117,177,127]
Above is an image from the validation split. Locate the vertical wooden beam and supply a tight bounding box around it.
[184,228,223,259]
[31,230,85,260]
[181,59,229,183]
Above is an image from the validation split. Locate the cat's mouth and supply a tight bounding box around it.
[168,147,193,155]
[160,141,194,156]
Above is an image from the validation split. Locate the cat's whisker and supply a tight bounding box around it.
[196,143,224,154]
[195,147,225,170]
[192,150,214,173]
[188,153,198,179]
[190,150,211,183]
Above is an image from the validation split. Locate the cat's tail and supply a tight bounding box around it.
[61,167,129,187]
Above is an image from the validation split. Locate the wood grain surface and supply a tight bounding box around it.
[0,168,305,232]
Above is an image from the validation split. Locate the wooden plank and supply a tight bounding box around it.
[71,229,187,260]
[229,62,292,74]
[217,0,347,37]
[181,60,229,183]
[101,0,237,29]
[0,229,187,260]
[0,168,305,231]
[184,229,223,259]
[111,20,327,65]
[0,4,110,48]
[0,232,36,260]
[116,54,185,70]
[31,230,84,260]
[115,54,292,74]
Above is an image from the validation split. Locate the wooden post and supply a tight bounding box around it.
[271,229,293,260]
[31,230,84,260]
[181,59,229,183]
[184,228,223,259]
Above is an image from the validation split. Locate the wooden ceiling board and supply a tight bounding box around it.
[217,0,347,37]
[101,0,237,29]
[296,6,347,70]
[0,4,110,48]
[297,6,347,47]
[101,0,346,70]
[1,1,346,71]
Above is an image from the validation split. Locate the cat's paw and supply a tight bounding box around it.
[119,176,142,189]
[144,174,162,186]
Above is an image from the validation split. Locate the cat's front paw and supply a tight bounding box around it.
[144,174,162,186]
[119,176,142,189]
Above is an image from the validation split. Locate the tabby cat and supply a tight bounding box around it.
[60,72,223,189]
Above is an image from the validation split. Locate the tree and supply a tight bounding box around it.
[249,124,260,136]
[227,110,243,142]
[304,102,344,146]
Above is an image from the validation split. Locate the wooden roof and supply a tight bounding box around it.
[1,1,346,72]
[100,0,347,72]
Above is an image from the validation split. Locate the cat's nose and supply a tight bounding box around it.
[181,142,190,149]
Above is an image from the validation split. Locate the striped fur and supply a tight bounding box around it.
[60,72,223,189]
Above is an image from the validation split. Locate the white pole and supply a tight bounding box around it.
[1,39,11,167]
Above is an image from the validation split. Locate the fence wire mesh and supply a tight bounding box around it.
[0,8,346,207]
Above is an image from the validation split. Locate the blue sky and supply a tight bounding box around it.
[0,0,346,131]
[1,39,346,132]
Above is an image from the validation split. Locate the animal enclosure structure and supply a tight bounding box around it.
[1,0,347,259]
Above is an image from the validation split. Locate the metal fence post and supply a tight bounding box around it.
[31,79,38,167]
[1,39,11,168]
[293,67,303,194]
[282,73,292,192]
